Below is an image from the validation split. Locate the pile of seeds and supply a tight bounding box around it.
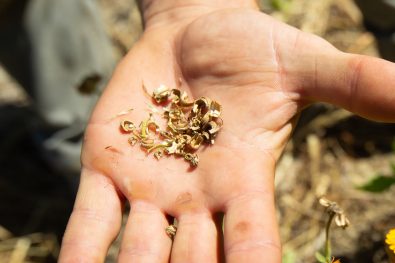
[120,85,223,166]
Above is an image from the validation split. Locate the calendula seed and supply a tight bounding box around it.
[120,85,223,166]
[121,120,136,132]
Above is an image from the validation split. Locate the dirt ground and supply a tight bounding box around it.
[0,0,394,262]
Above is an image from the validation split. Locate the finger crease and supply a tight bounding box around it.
[119,246,160,258]
[226,238,281,254]
[224,190,272,210]
[348,56,364,112]
[71,207,117,225]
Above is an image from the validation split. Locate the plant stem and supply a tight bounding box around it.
[325,212,335,263]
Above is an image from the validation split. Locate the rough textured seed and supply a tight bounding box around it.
[165,225,177,237]
[183,153,199,166]
[154,149,164,160]
[153,84,171,103]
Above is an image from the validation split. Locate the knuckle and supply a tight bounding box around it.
[68,207,120,234]
[71,207,112,224]
[225,190,272,209]
[170,192,208,216]
[59,242,102,263]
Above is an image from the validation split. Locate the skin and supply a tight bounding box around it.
[59,1,395,262]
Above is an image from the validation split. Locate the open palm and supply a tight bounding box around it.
[59,6,395,263]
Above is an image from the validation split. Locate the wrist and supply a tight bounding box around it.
[139,0,259,30]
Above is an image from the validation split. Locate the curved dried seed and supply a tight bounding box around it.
[189,117,201,131]
[153,84,171,103]
[189,134,203,150]
[207,121,220,134]
[182,134,192,143]
[168,119,188,133]
[132,129,142,139]
[169,89,181,104]
[148,140,172,153]
[140,138,155,148]
[154,149,164,160]
[165,141,179,154]
[171,90,193,107]
[192,98,210,115]
[209,101,221,117]
[200,112,211,125]
[120,120,136,132]
[159,130,173,139]
[184,153,199,166]
[147,121,159,133]
[168,108,184,120]
[128,136,138,146]
[179,92,193,107]
[202,131,210,141]
[140,115,159,139]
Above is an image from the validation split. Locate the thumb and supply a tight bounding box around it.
[280,30,395,122]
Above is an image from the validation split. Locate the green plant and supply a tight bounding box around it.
[357,141,395,193]
[270,0,291,11]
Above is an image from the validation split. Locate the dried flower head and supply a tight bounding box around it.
[120,84,223,166]
[319,197,350,229]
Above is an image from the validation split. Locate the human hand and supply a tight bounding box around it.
[59,1,395,262]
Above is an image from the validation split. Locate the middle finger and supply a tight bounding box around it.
[118,200,172,263]
[171,213,219,263]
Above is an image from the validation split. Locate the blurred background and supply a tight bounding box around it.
[0,0,394,262]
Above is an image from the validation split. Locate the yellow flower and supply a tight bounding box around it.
[386,228,395,254]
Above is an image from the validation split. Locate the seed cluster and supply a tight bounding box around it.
[120,85,223,166]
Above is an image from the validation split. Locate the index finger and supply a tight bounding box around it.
[59,169,123,262]
[303,51,395,122]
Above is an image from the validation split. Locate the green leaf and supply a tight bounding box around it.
[282,249,296,263]
[357,175,395,193]
[271,0,290,11]
[327,245,331,262]
[391,162,395,176]
[315,251,327,263]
